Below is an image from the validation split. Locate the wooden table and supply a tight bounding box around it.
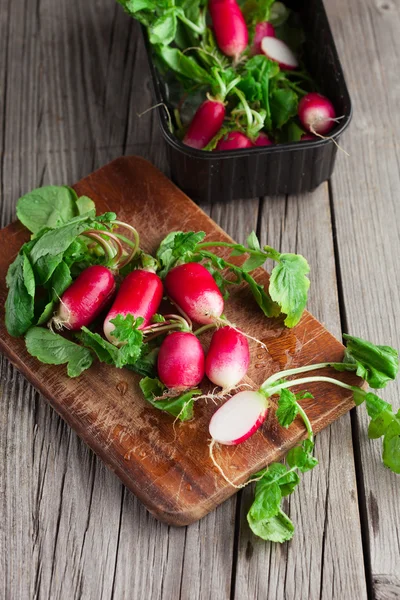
[1,1,399,598]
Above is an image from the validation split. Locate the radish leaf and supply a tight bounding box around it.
[80,329,120,365]
[16,186,78,234]
[109,314,145,366]
[246,231,261,252]
[287,439,318,473]
[382,414,400,474]
[50,261,73,301]
[248,509,295,543]
[5,253,35,337]
[156,230,206,276]
[269,253,310,327]
[276,389,314,428]
[156,47,213,84]
[80,327,158,377]
[25,327,93,377]
[139,376,201,420]
[76,196,96,215]
[339,334,399,389]
[276,388,299,427]
[149,10,177,45]
[270,87,298,129]
[28,215,97,285]
[247,462,300,543]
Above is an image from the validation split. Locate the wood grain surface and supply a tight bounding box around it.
[1,0,399,598]
[0,156,361,526]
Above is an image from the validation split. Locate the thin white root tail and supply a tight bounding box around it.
[137,103,173,133]
[209,439,267,489]
[310,116,349,157]
[173,399,194,429]
[47,292,72,332]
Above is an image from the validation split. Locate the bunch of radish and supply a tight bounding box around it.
[174,0,339,151]
[50,258,253,395]
[118,0,342,151]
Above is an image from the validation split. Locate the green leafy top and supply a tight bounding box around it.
[16,185,96,235]
[364,393,400,474]
[139,376,201,421]
[25,327,93,378]
[276,388,313,428]
[5,202,117,338]
[155,230,310,327]
[156,230,205,277]
[109,314,145,366]
[269,253,310,327]
[341,334,399,389]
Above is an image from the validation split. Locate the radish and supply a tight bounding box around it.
[301,133,317,141]
[157,332,205,391]
[261,37,298,70]
[205,326,250,389]
[215,131,253,151]
[254,132,273,146]
[298,93,336,135]
[183,100,226,150]
[104,269,163,342]
[51,265,116,331]
[251,21,276,55]
[209,390,269,445]
[164,262,224,325]
[209,0,249,61]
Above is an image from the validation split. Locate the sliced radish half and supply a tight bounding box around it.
[209,391,269,445]
[261,37,298,70]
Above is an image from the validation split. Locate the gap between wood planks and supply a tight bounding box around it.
[327,180,374,600]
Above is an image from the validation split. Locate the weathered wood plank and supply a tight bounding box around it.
[100,197,260,600]
[326,0,400,597]
[233,186,368,600]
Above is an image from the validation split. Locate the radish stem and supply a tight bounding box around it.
[264,375,357,396]
[81,232,117,264]
[262,361,354,388]
[296,404,313,443]
[194,323,217,336]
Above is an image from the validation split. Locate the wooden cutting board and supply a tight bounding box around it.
[0,156,360,526]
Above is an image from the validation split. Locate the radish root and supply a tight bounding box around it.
[48,292,72,331]
[137,102,173,133]
[209,439,266,488]
[309,116,349,157]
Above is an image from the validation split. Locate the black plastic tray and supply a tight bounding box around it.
[143,0,352,202]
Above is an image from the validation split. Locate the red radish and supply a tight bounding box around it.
[164,262,224,325]
[298,93,336,135]
[104,269,163,342]
[254,132,273,146]
[261,37,298,70]
[301,133,317,141]
[209,0,248,61]
[251,21,276,55]
[183,100,226,150]
[157,332,205,391]
[215,131,253,151]
[51,265,115,331]
[205,326,250,389]
[209,390,269,445]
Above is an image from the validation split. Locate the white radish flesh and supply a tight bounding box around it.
[261,37,298,70]
[209,390,269,445]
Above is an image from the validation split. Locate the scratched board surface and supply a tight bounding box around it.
[0,156,360,525]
